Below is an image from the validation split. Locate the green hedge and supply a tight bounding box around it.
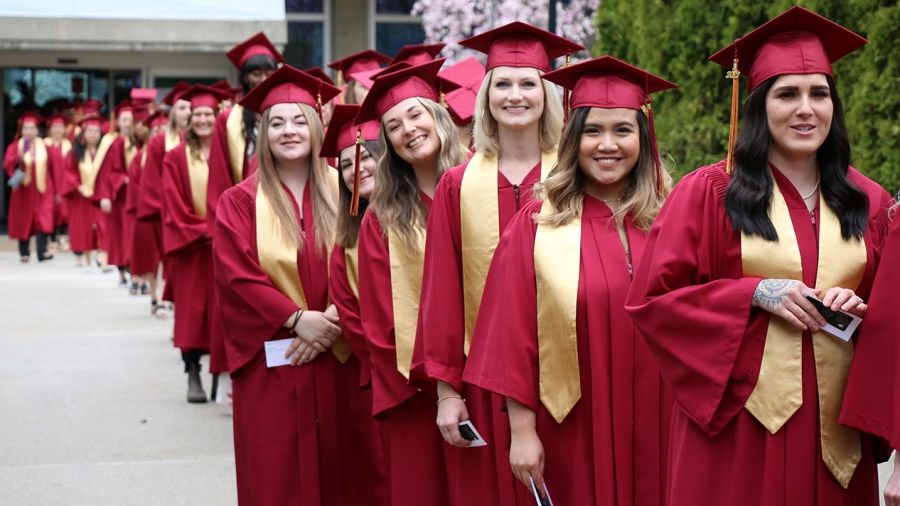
[593,0,899,193]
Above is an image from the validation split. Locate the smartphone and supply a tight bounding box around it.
[529,477,553,506]
[805,295,854,331]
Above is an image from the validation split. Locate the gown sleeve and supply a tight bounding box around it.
[624,164,768,436]
[206,109,233,235]
[4,142,19,176]
[136,134,165,220]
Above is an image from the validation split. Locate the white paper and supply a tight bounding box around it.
[264,338,293,368]
[820,312,862,342]
[457,420,487,447]
[529,477,554,506]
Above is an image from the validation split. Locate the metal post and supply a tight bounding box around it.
[548,0,557,34]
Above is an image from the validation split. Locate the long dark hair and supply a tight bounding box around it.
[74,130,100,162]
[337,140,384,248]
[725,75,868,240]
[239,54,278,157]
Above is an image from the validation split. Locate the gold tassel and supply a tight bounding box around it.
[316,92,324,123]
[336,70,344,89]
[563,54,572,122]
[725,57,740,175]
[350,129,362,216]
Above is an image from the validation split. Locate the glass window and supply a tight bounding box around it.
[87,70,109,110]
[34,69,91,107]
[113,71,141,105]
[285,0,323,13]
[376,0,416,14]
[285,21,325,69]
[376,22,424,56]
[4,68,33,108]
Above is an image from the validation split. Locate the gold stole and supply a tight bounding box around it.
[165,128,180,152]
[459,150,557,354]
[344,245,360,298]
[742,179,865,488]
[124,137,137,170]
[226,105,247,185]
[78,133,117,198]
[18,138,49,193]
[533,197,582,423]
[388,225,427,379]
[184,146,208,218]
[44,138,72,157]
[256,174,350,363]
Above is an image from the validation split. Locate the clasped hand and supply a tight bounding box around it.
[284,305,341,366]
[752,279,866,332]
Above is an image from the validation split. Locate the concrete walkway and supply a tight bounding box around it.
[0,247,235,505]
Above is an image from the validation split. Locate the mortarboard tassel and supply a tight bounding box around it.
[316,92,324,123]
[643,97,665,198]
[439,89,447,108]
[725,54,741,175]
[563,55,572,122]
[336,70,345,89]
[350,129,363,216]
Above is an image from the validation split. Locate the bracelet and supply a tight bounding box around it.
[290,309,304,329]
[436,395,465,406]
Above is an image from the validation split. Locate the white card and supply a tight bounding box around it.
[820,312,862,342]
[264,338,293,368]
[457,420,487,447]
[529,477,554,506]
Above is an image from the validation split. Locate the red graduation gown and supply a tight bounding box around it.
[46,140,70,228]
[464,196,671,506]
[161,144,210,351]
[134,132,173,279]
[122,145,144,271]
[60,151,99,252]
[841,215,900,449]
[94,136,129,266]
[624,162,892,506]
[411,160,542,506]
[214,177,364,505]
[3,141,54,240]
[357,203,450,506]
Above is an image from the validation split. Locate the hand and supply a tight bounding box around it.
[324,304,340,323]
[821,287,867,318]
[752,279,826,332]
[100,198,112,214]
[507,398,544,490]
[292,310,341,352]
[285,338,321,366]
[886,453,900,506]
[435,382,471,447]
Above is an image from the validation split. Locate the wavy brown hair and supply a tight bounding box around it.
[255,103,338,253]
[336,140,385,248]
[371,97,468,252]
[536,106,671,231]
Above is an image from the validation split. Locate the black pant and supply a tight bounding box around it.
[18,233,49,259]
[181,349,205,372]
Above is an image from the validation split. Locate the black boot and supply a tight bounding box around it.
[186,363,208,403]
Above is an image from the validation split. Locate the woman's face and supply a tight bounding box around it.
[766,73,833,162]
[190,106,216,139]
[83,125,102,146]
[383,97,440,166]
[133,121,150,142]
[339,144,377,199]
[488,66,545,131]
[173,99,192,130]
[116,111,133,136]
[20,123,38,140]
[266,103,312,163]
[578,107,640,197]
[245,68,275,89]
[49,123,66,140]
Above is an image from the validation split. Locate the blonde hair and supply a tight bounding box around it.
[536,107,671,231]
[371,97,468,252]
[256,103,338,253]
[472,68,564,157]
[343,81,363,105]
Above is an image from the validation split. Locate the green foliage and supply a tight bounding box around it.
[593,0,899,193]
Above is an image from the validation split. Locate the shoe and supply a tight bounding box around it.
[129,282,139,295]
[38,254,54,262]
[186,363,208,403]
[20,255,29,263]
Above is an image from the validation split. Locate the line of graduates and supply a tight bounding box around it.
[7,6,899,505]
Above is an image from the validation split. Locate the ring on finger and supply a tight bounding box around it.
[856,295,864,305]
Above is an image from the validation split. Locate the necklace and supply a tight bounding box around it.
[801,174,820,201]
[599,197,621,203]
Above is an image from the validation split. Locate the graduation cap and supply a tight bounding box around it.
[328,49,391,87]
[19,111,43,127]
[130,88,158,104]
[162,82,191,106]
[114,101,133,117]
[543,55,677,197]
[78,113,103,128]
[303,67,336,86]
[458,21,584,72]
[436,57,486,125]
[226,32,284,70]
[357,58,444,123]
[179,85,233,110]
[320,104,382,214]
[132,105,152,124]
[149,110,169,128]
[708,5,866,173]
[390,43,445,66]
[239,65,341,115]
[47,114,67,127]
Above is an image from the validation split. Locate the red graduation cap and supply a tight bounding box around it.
[459,21,584,72]
[48,114,67,127]
[132,105,152,124]
[303,67,336,86]
[708,6,865,173]
[443,87,477,126]
[83,99,104,113]
[543,55,677,196]
[78,113,103,128]
[239,65,341,114]
[321,104,381,158]
[226,32,284,70]
[357,58,444,123]
[436,57,486,124]
[130,88,158,104]
[347,67,381,91]
[114,101,133,117]
[162,82,191,106]
[149,110,169,128]
[19,111,43,127]
[210,80,233,92]
[328,49,391,85]
[179,84,233,110]
[390,43,445,66]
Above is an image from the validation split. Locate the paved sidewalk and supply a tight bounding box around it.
[0,247,235,505]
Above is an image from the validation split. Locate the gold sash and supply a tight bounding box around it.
[124,137,137,170]
[165,128,180,152]
[18,138,49,193]
[45,138,72,157]
[460,150,557,354]
[742,177,865,488]
[344,245,360,299]
[226,105,247,185]
[388,226,427,379]
[533,197,582,423]
[78,133,117,198]
[184,146,208,218]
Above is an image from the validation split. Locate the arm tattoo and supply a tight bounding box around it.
[753,279,796,309]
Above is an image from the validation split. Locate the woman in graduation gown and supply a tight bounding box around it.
[213,65,357,505]
[624,7,894,505]
[45,115,72,245]
[123,106,153,294]
[323,103,389,505]
[464,56,675,506]
[355,60,469,506]
[3,112,54,262]
[161,84,231,403]
[95,101,135,282]
[410,22,581,506]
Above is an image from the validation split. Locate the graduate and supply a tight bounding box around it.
[3,112,54,262]
[354,60,469,506]
[124,105,153,294]
[135,83,189,316]
[162,84,231,403]
[328,49,391,104]
[624,7,894,505]
[322,103,390,506]
[410,21,581,506]
[45,114,73,249]
[212,65,356,504]
[95,101,136,282]
[462,55,675,506]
